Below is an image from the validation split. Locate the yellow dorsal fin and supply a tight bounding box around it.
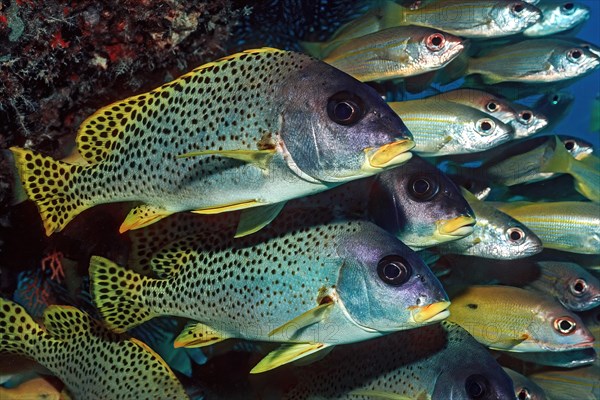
[76,47,285,165]
[173,322,231,348]
[250,342,331,374]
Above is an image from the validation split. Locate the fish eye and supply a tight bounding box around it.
[511,2,525,14]
[506,227,525,244]
[465,374,489,399]
[408,175,439,201]
[561,2,575,14]
[518,388,532,400]
[554,317,577,334]
[327,91,364,126]
[477,118,496,135]
[567,48,583,63]
[485,101,498,112]
[552,94,561,104]
[563,139,576,151]
[518,110,533,125]
[570,278,588,296]
[426,33,446,52]
[377,255,412,286]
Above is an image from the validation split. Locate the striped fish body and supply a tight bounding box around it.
[0,299,188,400]
[494,201,600,254]
[389,99,513,156]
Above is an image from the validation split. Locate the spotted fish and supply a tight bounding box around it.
[282,321,515,400]
[0,298,188,399]
[90,214,449,373]
[10,48,413,237]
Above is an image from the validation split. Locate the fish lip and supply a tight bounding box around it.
[437,215,476,237]
[408,301,451,324]
[363,139,415,170]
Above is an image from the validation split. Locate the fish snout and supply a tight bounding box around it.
[408,301,451,324]
[362,139,415,171]
[437,215,476,237]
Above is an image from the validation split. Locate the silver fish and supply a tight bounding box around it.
[524,2,590,37]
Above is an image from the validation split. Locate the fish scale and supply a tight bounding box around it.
[10,47,413,236]
[0,298,188,399]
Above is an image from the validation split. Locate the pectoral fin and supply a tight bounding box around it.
[250,342,331,374]
[489,334,529,350]
[120,205,172,233]
[177,149,276,170]
[235,202,286,238]
[192,200,263,214]
[174,322,231,348]
[268,302,334,338]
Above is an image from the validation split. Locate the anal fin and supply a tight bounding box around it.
[250,342,331,374]
[235,202,286,238]
[174,322,231,348]
[120,204,172,233]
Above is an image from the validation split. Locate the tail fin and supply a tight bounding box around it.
[0,298,44,358]
[89,256,157,333]
[10,147,90,236]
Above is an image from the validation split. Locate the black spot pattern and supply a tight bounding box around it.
[0,298,188,399]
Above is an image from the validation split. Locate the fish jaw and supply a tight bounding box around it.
[436,215,476,238]
[362,139,415,172]
[408,301,451,324]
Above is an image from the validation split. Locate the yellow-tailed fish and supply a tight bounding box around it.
[0,298,188,399]
[435,188,542,259]
[447,135,594,187]
[524,1,590,37]
[281,322,514,400]
[437,256,600,311]
[448,285,595,352]
[320,26,466,82]
[0,376,64,400]
[494,201,600,254]
[9,48,414,237]
[381,0,541,39]
[389,99,513,156]
[90,215,449,373]
[433,88,548,139]
[541,136,600,201]
[502,367,547,400]
[529,366,600,400]
[467,39,600,84]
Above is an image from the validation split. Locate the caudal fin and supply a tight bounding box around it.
[89,256,157,333]
[10,147,90,236]
[0,298,44,358]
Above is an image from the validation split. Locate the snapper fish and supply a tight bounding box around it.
[90,215,450,373]
[304,26,466,82]
[282,321,515,400]
[323,0,541,42]
[389,99,513,156]
[467,39,600,84]
[448,285,595,352]
[10,48,414,237]
[432,88,548,139]
[434,188,542,259]
[523,1,590,37]
[0,298,188,399]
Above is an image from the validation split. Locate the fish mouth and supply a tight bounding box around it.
[408,301,451,324]
[363,139,414,171]
[437,215,476,237]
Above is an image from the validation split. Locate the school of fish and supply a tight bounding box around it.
[1,0,599,399]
